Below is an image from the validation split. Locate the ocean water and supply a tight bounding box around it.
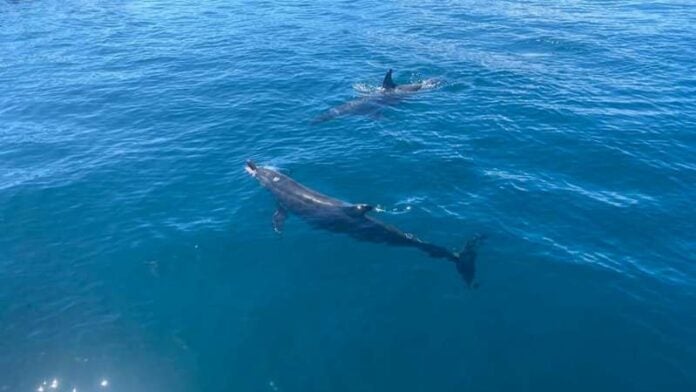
[1,0,695,391]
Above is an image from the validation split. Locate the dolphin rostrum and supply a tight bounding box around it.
[312,69,438,123]
[245,160,483,287]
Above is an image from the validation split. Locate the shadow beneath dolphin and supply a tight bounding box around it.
[312,69,441,124]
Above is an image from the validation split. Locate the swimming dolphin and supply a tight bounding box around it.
[245,160,483,287]
[312,69,438,123]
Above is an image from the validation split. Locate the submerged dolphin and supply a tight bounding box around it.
[313,69,438,123]
[245,160,483,287]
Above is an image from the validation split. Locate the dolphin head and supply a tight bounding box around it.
[245,160,258,176]
[245,160,284,188]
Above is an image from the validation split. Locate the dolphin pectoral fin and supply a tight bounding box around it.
[343,204,374,217]
[272,207,287,234]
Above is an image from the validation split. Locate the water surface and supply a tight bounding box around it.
[1,1,695,391]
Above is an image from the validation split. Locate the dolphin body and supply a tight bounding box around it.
[245,160,483,287]
[313,69,436,123]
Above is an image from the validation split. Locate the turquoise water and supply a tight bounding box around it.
[2,0,695,391]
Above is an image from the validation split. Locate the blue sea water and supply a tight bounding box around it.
[1,0,695,391]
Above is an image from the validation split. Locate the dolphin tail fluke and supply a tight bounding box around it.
[455,234,486,288]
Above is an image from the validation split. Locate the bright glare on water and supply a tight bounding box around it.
[1,0,695,391]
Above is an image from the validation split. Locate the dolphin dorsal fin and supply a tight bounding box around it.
[382,69,396,90]
[344,204,374,216]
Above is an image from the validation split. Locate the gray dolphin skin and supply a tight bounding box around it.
[313,69,437,123]
[245,160,483,287]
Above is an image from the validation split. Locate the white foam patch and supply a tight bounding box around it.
[352,83,381,94]
[375,196,425,215]
[353,78,442,94]
[418,78,443,90]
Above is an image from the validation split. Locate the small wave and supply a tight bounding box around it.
[352,78,443,94]
[374,196,426,215]
[417,77,444,90]
[375,204,413,215]
[352,83,381,94]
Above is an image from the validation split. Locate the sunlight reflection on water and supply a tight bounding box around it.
[33,377,109,392]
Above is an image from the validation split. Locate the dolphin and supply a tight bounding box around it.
[312,69,438,123]
[245,160,483,287]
